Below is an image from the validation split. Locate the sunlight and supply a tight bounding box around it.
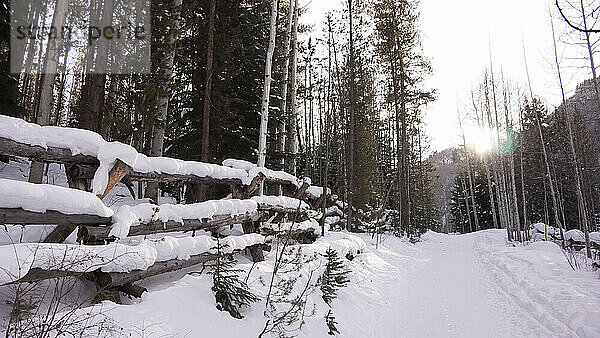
[464,126,493,155]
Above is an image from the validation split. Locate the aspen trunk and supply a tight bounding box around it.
[346,0,356,232]
[277,0,295,171]
[551,16,592,257]
[146,0,183,202]
[29,0,69,184]
[257,0,279,172]
[285,0,299,176]
[580,1,600,110]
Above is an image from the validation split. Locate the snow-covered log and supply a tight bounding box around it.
[223,158,301,187]
[0,179,113,218]
[0,116,263,193]
[80,211,262,243]
[251,195,309,212]
[3,233,265,285]
[0,136,99,165]
[0,208,111,227]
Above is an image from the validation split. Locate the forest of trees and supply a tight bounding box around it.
[0,0,438,238]
[3,0,599,246]
[445,0,600,258]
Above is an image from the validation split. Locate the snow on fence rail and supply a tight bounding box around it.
[0,114,337,299]
[81,196,309,242]
[1,233,265,287]
[1,178,311,239]
[0,115,303,198]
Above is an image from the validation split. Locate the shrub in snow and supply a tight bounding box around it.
[207,240,259,319]
[319,247,350,306]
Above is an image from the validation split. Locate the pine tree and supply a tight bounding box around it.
[208,240,259,319]
[319,247,350,306]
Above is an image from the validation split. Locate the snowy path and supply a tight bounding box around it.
[11,230,596,337]
[363,230,600,338]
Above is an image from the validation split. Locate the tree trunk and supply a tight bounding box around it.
[277,0,295,171]
[346,0,356,232]
[201,0,216,164]
[551,16,592,257]
[146,0,183,202]
[197,0,216,201]
[257,0,279,195]
[580,1,600,110]
[501,74,522,241]
[29,0,69,184]
[459,116,479,232]
[79,0,114,132]
[285,0,299,176]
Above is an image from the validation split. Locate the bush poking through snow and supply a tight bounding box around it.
[319,247,350,306]
[207,240,259,319]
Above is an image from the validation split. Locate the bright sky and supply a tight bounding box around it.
[303,0,592,152]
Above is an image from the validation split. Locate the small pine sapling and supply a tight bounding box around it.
[325,309,339,335]
[319,247,350,305]
[208,239,259,319]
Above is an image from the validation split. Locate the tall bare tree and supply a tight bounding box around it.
[277,0,295,172]
[29,0,69,183]
[146,0,183,202]
[285,0,299,175]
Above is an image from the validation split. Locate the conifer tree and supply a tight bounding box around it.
[319,247,350,305]
[208,240,259,319]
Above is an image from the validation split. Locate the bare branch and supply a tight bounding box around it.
[556,0,600,33]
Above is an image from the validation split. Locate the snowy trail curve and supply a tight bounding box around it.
[367,230,600,338]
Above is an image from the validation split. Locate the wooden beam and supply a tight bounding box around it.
[0,136,294,190]
[245,172,265,196]
[293,180,310,199]
[0,208,111,226]
[43,224,79,243]
[78,211,262,243]
[4,268,77,284]
[94,253,213,288]
[97,159,131,199]
[0,137,99,165]
[127,171,245,186]
[241,221,264,262]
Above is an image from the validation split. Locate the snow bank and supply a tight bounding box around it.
[524,240,563,255]
[564,229,585,243]
[306,186,330,199]
[306,232,366,258]
[0,178,112,217]
[250,195,309,211]
[476,230,600,337]
[109,199,258,238]
[0,233,265,284]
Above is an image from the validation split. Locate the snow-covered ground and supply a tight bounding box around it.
[4,229,596,337]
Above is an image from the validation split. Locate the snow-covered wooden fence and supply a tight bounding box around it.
[0,115,333,300]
